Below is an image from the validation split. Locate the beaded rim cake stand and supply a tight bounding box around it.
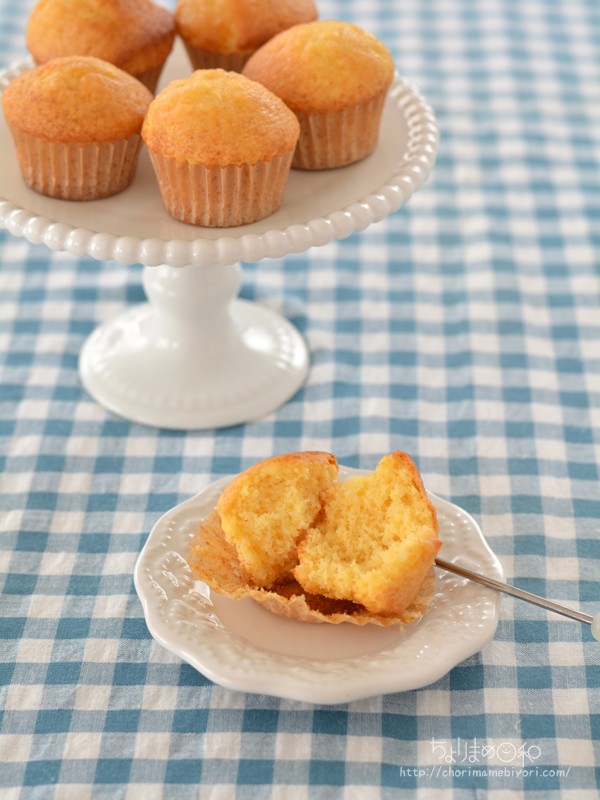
[0,52,439,430]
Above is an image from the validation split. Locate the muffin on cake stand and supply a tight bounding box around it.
[0,47,438,430]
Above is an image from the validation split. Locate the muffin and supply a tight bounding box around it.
[174,0,317,73]
[141,69,300,227]
[243,20,395,169]
[26,0,176,92]
[2,56,153,201]
[189,451,441,626]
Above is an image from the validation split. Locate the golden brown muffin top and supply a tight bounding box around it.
[2,57,153,143]
[26,0,175,76]
[141,69,300,167]
[175,0,317,55]
[243,20,395,113]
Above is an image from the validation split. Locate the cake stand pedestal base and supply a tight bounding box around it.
[79,262,309,430]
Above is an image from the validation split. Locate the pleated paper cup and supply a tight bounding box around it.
[133,63,167,93]
[182,42,250,73]
[293,92,387,170]
[148,149,294,227]
[7,126,143,201]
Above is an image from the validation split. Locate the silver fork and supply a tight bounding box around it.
[435,557,599,639]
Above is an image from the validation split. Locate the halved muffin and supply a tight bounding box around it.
[189,451,441,625]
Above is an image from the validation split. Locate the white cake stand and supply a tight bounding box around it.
[0,49,438,429]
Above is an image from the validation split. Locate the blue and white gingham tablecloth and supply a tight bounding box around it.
[1,0,599,797]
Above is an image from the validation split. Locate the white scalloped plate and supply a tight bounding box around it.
[134,466,503,704]
[0,43,439,267]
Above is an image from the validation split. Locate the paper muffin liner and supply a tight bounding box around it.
[148,149,294,227]
[293,92,388,170]
[133,63,166,93]
[189,510,436,627]
[182,42,250,73]
[7,126,143,201]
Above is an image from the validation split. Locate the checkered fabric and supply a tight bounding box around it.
[1,0,599,797]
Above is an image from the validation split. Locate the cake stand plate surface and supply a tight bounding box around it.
[0,47,439,429]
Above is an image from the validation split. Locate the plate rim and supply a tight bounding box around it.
[134,467,504,704]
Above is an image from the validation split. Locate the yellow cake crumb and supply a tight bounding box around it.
[293,452,440,616]
[217,451,338,586]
